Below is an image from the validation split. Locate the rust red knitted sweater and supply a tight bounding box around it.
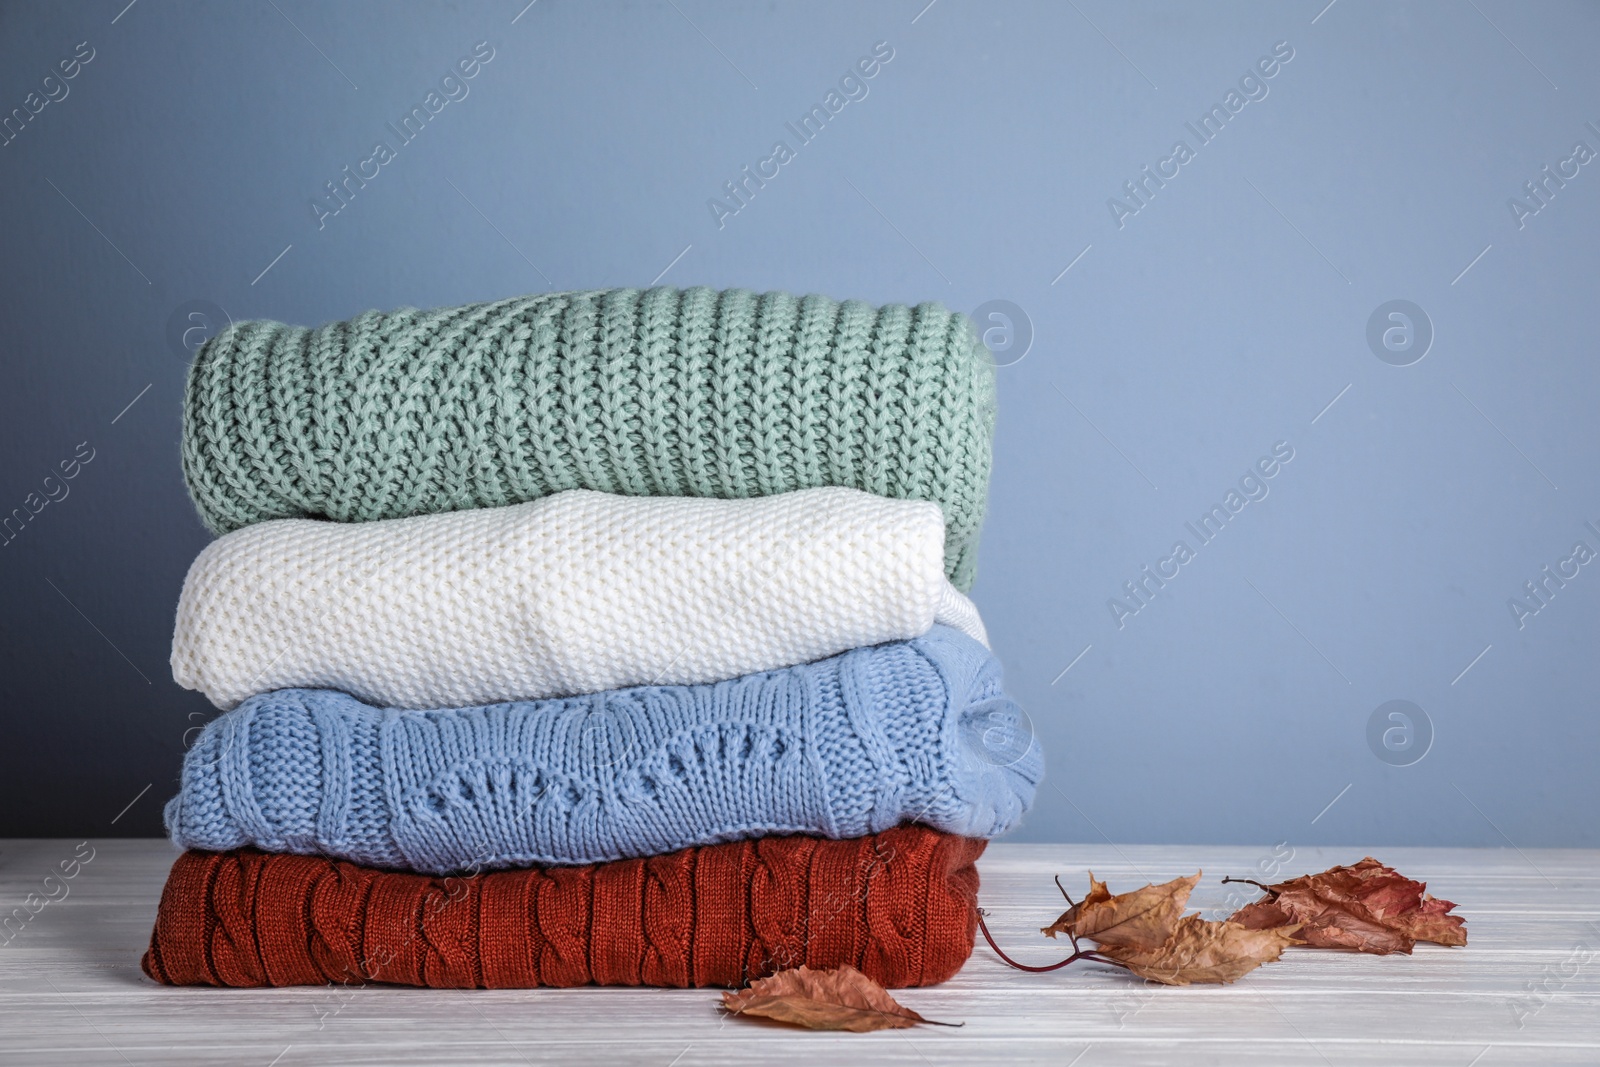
[142,826,983,989]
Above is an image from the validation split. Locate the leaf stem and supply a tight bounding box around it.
[975,910,1129,974]
[1220,876,1277,896]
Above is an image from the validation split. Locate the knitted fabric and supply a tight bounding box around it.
[166,626,1041,874]
[172,486,987,712]
[141,826,984,989]
[181,286,996,590]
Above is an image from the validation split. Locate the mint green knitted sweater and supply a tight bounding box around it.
[182,287,996,589]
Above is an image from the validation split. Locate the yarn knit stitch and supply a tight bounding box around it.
[171,486,988,711]
[181,286,996,590]
[142,826,985,989]
[166,626,1042,873]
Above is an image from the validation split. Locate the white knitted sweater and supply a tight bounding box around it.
[172,487,988,710]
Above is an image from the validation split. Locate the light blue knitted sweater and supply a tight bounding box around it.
[166,626,1041,874]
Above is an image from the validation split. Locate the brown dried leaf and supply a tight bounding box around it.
[1041,873,1111,939]
[1232,893,1411,954]
[1097,914,1302,986]
[1043,872,1201,951]
[719,965,956,1032]
[1227,857,1466,954]
[1400,893,1470,947]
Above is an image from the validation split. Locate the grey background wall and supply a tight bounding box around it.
[1,0,1595,848]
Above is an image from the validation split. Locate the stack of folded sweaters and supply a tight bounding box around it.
[142,286,1042,991]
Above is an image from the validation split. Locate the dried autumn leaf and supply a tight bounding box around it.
[1230,895,1410,954]
[719,965,958,1033]
[1096,914,1302,986]
[1042,872,1201,951]
[1400,893,1470,947]
[1227,857,1467,955]
[1043,873,1111,933]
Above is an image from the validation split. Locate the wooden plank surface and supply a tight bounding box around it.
[1,840,1596,1065]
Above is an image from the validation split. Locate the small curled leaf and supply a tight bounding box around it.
[720,965,961,1033]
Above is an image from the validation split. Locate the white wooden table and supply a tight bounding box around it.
[2,840,1596,1065]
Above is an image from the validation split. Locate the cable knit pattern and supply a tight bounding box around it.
[171,486,987,711]
[141,826,984,989]
[166,626,1041,873]
[181,287,997,590]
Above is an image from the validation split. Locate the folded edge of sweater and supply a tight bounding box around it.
[142,825,985,989]
[166,625,1041,874]
[172,486,988,711]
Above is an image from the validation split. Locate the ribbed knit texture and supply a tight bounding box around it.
[172,486,987,711]
[141,826,984,989]
[181,287,996,590]
[166,626,1041,874]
